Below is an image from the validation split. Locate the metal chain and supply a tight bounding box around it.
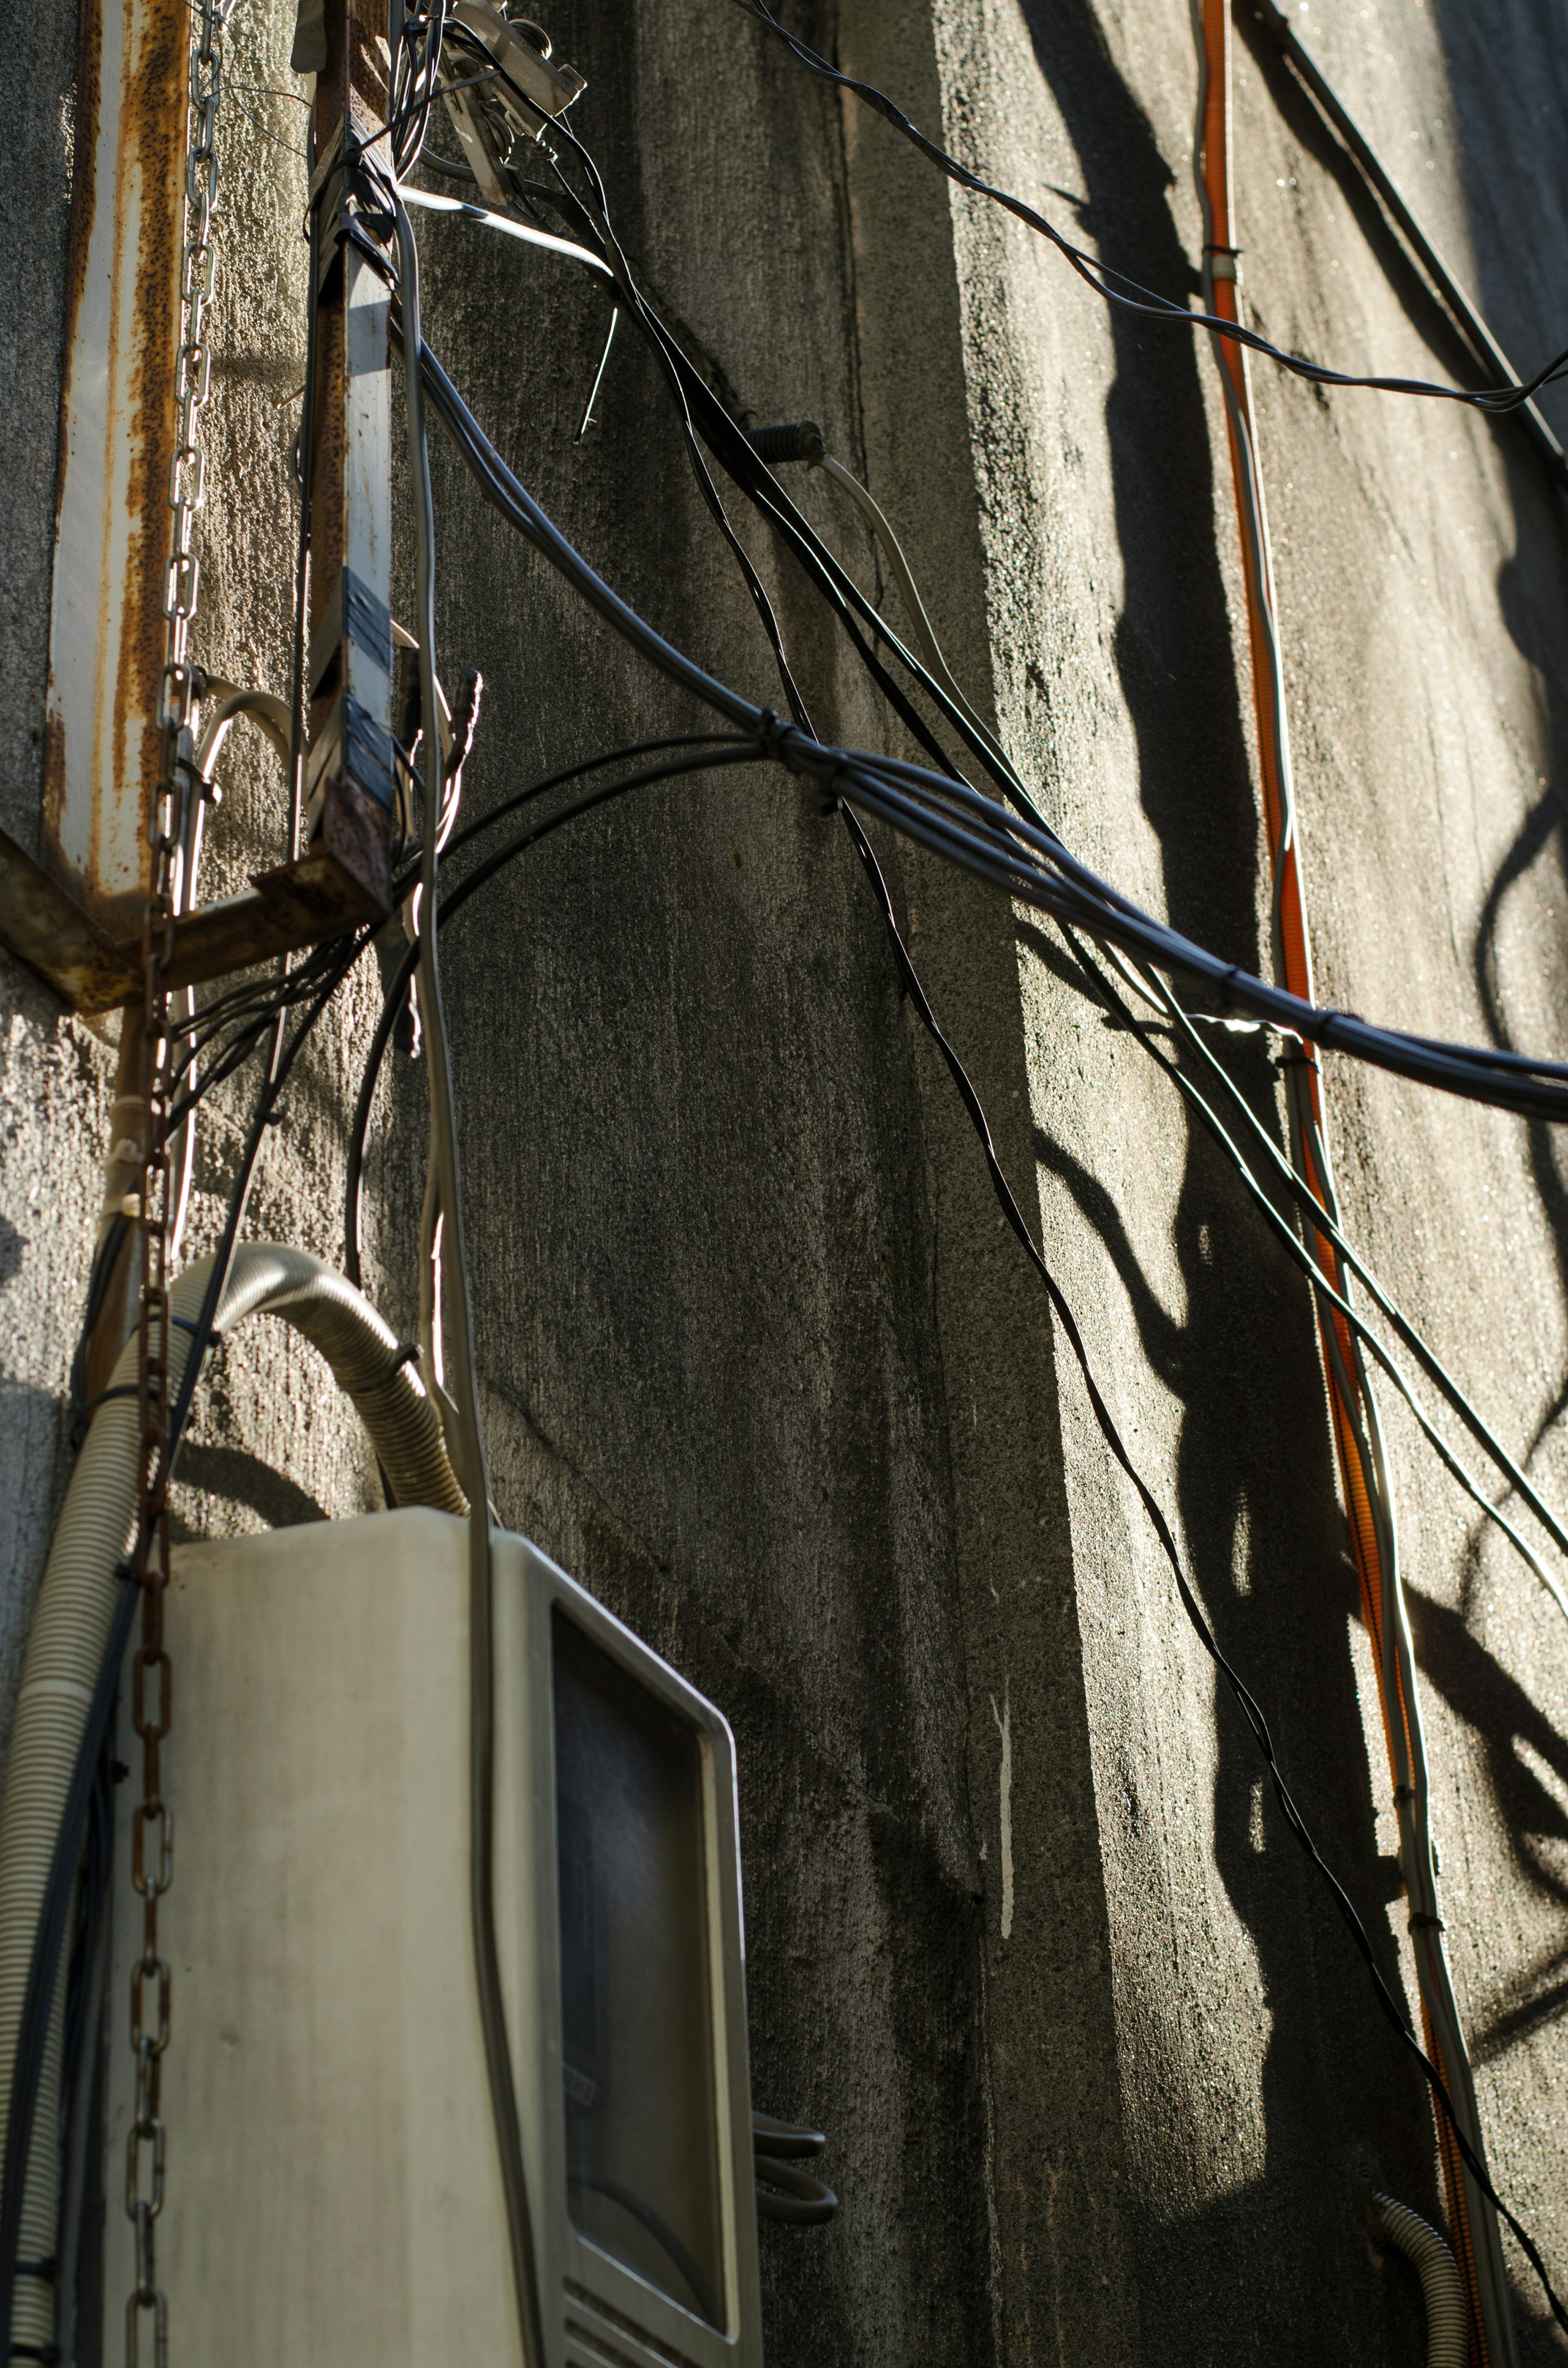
[127,1,225,2359]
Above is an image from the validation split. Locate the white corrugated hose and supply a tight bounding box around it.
[1372,2190,1468,2368]
[0,1243,465,2355]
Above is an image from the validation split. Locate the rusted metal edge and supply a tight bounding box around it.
[0,824,379,1012]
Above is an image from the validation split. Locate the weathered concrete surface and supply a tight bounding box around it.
[3,0,1568,2359]
[903,0,1568,2356]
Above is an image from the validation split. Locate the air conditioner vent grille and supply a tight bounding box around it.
[564,2278,707,2368]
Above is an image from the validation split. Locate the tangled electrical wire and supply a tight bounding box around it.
[416,331,1568,1124]
[36,31,1568,2354]
[387,0,449,178]
[385,81,1568,2323]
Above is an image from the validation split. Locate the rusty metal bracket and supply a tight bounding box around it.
[0,827,381,1012]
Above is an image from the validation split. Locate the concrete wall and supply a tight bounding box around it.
[3,0,1568,2359]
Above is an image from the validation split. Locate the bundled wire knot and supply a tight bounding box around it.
[753,710,847,813]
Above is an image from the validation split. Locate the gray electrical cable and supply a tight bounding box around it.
[1370,2192,1468,2368]
[394,198,546,2368]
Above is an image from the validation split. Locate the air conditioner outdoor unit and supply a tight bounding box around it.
[100,1506,763,2368]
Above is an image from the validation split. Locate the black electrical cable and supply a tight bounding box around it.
[411,164,1568,1578]
[66,1214,131,1451]
[519,182,1566,2273]
[321,633,1568,2329]
[0,1571,138,2362]
[419,161,1002,798]
[397,110,1568,2325]
[415,146,477,179]
[441,734,746,862]
[506,112,818,735]
[413,332,1568,1123]
[163,948,357,1130]
[344,743,763,1282]
[837,806,1568,2340]
[1247,0,1567,487]
[538,125,997,752]
[471,97,1004,795]
[723,0,1568,419]
[578,235,1563,1572]
[161,937,369,1512]
[58,1759,111,2120]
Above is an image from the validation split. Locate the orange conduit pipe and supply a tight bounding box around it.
[1191,7,1517,2362]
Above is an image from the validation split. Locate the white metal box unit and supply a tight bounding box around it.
[102,1507,763,2368]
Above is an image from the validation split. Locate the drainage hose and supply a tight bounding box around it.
[1372,2191,1469,2368]
[0,1243,466,2355]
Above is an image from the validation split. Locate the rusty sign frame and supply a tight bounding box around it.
[0,0,393,1013]
[42,0,188,939]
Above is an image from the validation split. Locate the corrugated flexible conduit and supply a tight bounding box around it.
[1373,2190,1470,2368]
[1191,7,1517,2361]
[0,1243,465,2356]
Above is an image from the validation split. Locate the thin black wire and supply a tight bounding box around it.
[725,0,1568,417]
[837,808,1568,2337]
[601,168,1568,2300]
[441,734,746,861]
[0,1571,138,2361]
[546,151,1561,1544]
[344,744,763,1282]
[1068,938,1568,1579]
[162,939,368,1487]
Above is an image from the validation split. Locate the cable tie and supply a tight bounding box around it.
[755,709,849,812]
[389,1341,423,1371]
[1408,1911,1446,1933]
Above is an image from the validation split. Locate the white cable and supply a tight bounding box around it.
[396,179,611,276]
[394,195,545,2368]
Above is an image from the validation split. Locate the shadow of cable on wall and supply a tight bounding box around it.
[1011,2,1457,2360]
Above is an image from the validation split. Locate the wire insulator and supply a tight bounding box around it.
[747,421,825,466]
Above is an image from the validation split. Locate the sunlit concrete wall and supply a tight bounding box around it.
[3,0,1567,2359]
